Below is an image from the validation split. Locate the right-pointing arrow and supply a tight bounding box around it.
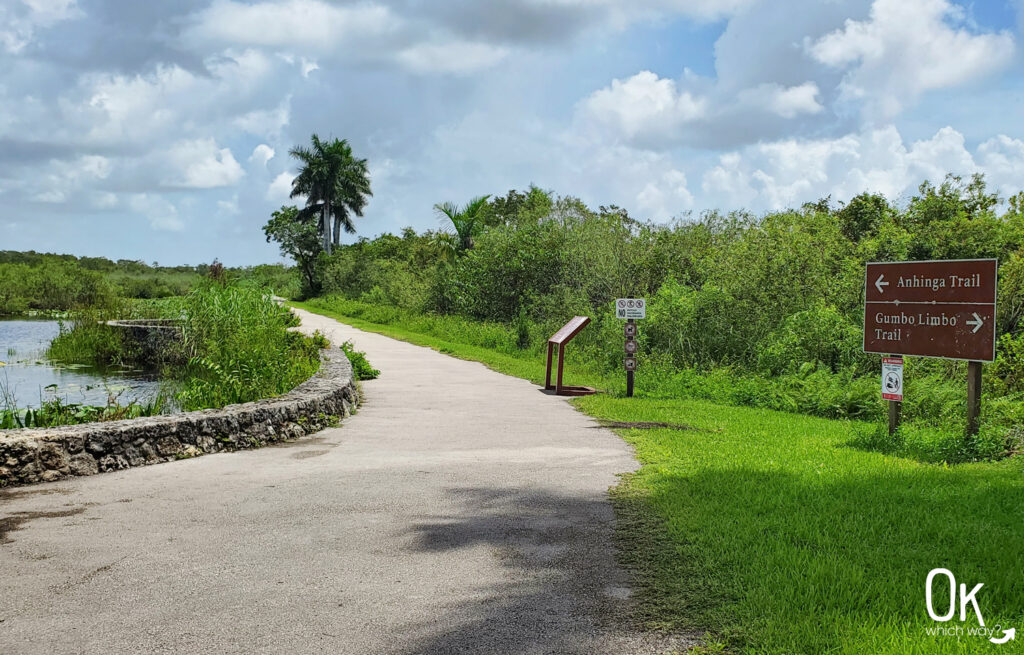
[990,627,1015,644]
[875,274,889,294]
[967,313,985,334]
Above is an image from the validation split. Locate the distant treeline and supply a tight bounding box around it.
[0,250,223,275]
[0,251,299,314]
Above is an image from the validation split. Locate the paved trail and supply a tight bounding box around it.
[0,308,692,654]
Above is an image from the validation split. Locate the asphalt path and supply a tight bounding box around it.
[0,307,694,654]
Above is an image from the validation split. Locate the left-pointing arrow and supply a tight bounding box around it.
[875,274,889,294]
[967,313,985,334]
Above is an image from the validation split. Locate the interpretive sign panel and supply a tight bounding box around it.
[549,316,590,345]
[863,259,997,362]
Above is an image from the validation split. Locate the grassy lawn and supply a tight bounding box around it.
[295,299,1024,654]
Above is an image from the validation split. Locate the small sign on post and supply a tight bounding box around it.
[616,298,646,320]
[616,299,645,397]
[882,357,904,401]
[864,259,997,435]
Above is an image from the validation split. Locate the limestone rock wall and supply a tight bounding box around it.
[0,350,357,486]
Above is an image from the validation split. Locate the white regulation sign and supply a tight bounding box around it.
[616,298,646,320]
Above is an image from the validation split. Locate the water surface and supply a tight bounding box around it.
[0,318,164,409]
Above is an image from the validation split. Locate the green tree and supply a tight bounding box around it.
[289,134,372,254]
[433,195,491,259]
[263,205,323,297]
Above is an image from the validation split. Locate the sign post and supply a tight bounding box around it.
[864,259,997,436]
[617,299,645,398]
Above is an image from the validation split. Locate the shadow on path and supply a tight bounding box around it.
[397,486,698,655]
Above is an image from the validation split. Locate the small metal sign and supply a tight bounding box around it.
[616,298,646,320]
[882,357,904,401]
[624,339,638,354]
[624,356,638,372]
[624,322,637,338]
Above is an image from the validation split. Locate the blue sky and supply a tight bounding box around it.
[1,0,1023,265]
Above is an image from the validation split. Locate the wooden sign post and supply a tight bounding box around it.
[864,259,997,435]
[544,316,596,397]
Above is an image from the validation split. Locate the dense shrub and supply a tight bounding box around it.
[756,303,866,375]
[176,284,321,410]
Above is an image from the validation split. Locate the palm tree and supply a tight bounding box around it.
[289,135,372,254]
[433,195,491,257]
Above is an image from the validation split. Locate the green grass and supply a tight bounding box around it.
[297,298,1024,654]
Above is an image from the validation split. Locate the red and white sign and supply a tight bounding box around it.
[882,357,904,401]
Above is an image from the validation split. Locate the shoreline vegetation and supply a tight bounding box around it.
[2,282,340,429]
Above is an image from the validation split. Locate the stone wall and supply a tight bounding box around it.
[0,349,358,486]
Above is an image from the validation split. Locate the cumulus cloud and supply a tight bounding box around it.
[266,171,294,202]
[28,155,111,204]
[738,82,824,119]
[396,40,510,74]
[129,194,184,232]
[249,144,275,167]
[578,71,829,149]
[701,125,1024,211]
[165,139,244,189]
[74,50,280,147]
[808,0,1015,118]
[186,0,395,51]
[577,71,707,145]
[0,0,81,53]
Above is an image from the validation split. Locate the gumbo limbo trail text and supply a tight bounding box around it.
[873,311,959,341]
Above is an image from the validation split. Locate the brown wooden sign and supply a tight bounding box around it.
[864,259,997,362]
[544,316,596,397]
[549,316,590,345]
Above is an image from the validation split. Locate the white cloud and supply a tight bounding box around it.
[0,0,81,53]
[234,96,291,139]
[266,171,294,202]
[165,139,244,189]
[543,0,756,22]
[73,50,279,146]
[28,154,111,204]
[186,0,394,51]
[91,191,118,209]
[978,135,1024,199]
[578,71,707,144]
[738,82,824,119]
[701,125,1024,211]
[396,41,510,74]
[249,144,276,167]
[300,58,319,77]
[808,0,1015,118]
[129,194,184,232]
[217,195,240,215]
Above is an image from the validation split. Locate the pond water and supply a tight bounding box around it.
[0,318,165,409]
